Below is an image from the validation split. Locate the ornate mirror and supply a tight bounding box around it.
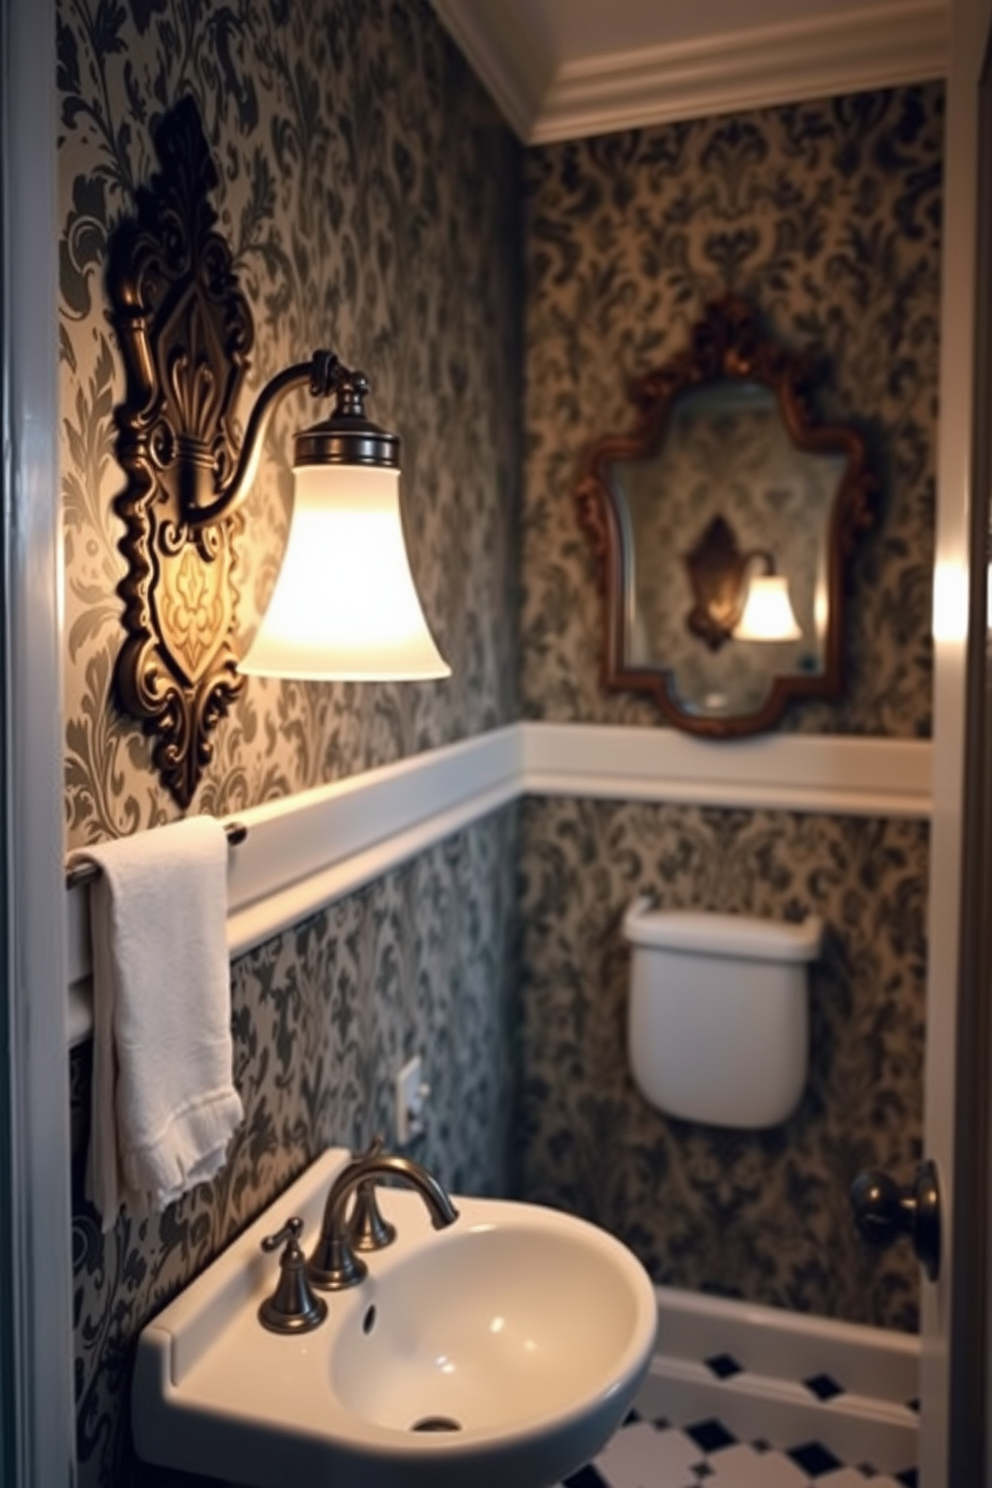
[574,297,878,736]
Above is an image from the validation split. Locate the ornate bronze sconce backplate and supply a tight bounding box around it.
[107,98,252,807]
[683,514,768,652]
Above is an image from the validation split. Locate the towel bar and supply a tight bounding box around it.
[65,821,248,890]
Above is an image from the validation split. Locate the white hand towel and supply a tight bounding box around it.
[71,816,244,1231]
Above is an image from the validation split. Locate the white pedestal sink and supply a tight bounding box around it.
[132,1148,657,1488]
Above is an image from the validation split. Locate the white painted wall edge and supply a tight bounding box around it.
[66,723,933,1046]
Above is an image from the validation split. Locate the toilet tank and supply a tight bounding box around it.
[622,900,823,1129]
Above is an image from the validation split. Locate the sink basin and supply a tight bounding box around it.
[132,1148,657,1488]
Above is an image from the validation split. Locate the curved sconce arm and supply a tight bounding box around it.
[742,546,776,580]
[187,349,354,529]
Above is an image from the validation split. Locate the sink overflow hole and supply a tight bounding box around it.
[410,1416,462,1433]
[362,1305,376,1335]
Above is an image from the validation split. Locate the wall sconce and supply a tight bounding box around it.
[683,515,800,649]
[106,99,447,807]
[227,360,450,683]
[682,515,762,649]
[683,516,801,649]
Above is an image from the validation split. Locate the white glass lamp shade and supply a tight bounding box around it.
[733,574,802,642]
[240,463,451,680]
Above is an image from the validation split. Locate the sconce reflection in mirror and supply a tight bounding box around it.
[573,297,878,736]
[106,98,449,807]
[683,514,801,650]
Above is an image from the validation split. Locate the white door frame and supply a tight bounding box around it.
[924,0,992,1482]
[2,0,75,1481]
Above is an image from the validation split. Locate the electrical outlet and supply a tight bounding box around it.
[395,1054,430,1144]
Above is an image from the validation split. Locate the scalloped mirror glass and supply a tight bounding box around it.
[612,381,847,720]
[575,298,878,737]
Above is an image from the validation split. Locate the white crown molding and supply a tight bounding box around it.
[535,0,948,142]
[432,1,948,144]
[429,0,552,142]
[66,723,932,1046]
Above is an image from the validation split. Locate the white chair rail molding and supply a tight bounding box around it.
[66,722,932,1047]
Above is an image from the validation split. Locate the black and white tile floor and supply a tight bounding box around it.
[561,1412,918,1488]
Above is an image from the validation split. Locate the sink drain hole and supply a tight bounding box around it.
[409,1416,462,1433]
[362,1305,376,1335]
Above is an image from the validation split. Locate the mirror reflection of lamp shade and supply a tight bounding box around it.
[732,573,802,643]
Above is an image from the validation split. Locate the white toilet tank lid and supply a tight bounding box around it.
[622,900,823,962]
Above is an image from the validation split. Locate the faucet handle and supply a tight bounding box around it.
[258,1216,328,1334]
[261,1216,305,1253]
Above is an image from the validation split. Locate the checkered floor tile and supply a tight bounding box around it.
[562,1414,917,1488]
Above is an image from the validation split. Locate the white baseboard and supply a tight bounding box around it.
[66,724,932,1046]
[640,1286,918,1475]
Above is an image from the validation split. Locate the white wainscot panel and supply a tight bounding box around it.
[66,723,932,1046]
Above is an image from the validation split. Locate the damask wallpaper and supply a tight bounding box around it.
[58,15,938,1481]
[521,85,942,736]
[71,807,519,1488]
[58,3,523,1485]
[59,0,522,843]
[513,90,937,1336]
[516,797,927,1332]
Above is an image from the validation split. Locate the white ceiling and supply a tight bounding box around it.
[429,0,949,144]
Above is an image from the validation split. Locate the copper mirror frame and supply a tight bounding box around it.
[573,296,879,737]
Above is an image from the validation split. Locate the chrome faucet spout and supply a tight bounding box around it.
[307,1149,459,1291]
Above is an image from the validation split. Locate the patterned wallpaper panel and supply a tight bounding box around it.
[58,3,525,1484]
[71,806,519,1488]
[521,84,943,736]
[59,7,935,1481]
[516,796,927,1332]
[58,0,522,845]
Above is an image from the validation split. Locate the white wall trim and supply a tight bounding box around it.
[918,0,992,1476]
[223,729,521,960]
[521,723,933,817]
[5,0,77,1478]
[66,727,523,1042]
[66,723,933,1045]
[534,1,948,143]
[431,0,948,145]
